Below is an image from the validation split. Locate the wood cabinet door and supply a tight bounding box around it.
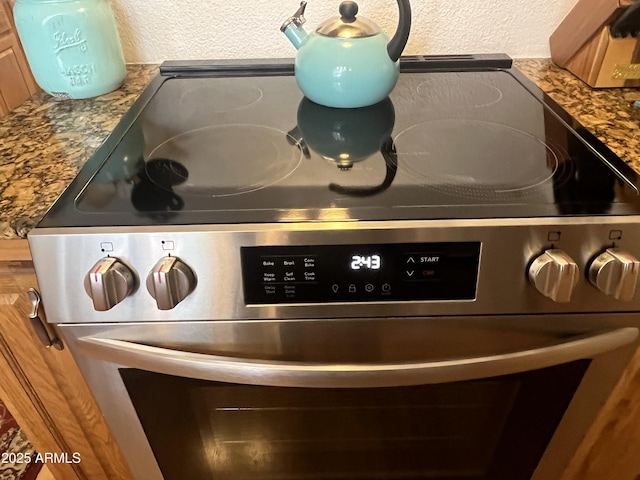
[0,1,38,117]
[0,251,133,480]
[560,342,640,480]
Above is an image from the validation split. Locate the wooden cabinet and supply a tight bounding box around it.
[550,0,640,88]
[0,0,38,117]
[0,240,133,480]
[560,344,640,480]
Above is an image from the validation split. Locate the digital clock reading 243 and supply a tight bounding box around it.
[350,255,382,270]
[241,242,480,304]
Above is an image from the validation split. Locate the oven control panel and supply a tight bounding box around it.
[241,243,481,304]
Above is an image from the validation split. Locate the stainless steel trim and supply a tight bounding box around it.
[77,327,638,388]
[27,216,640,324]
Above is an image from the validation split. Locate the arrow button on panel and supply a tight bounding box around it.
[406,270,415,278]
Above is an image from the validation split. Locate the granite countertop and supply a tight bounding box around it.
[1,59,640,241]
[0,64,158,240]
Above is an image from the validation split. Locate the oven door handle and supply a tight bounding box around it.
[78,327,637,388]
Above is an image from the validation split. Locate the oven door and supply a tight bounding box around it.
[61,315,638,480]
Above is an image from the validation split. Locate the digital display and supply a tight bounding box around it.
[350,255,382,271]
[241,242,481,304]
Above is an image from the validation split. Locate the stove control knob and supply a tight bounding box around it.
[84,258,136,311]
[146,256,196,310]
[529,249,579,303]
[589,248,639,301]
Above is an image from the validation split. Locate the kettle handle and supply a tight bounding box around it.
[387,0,412,62]
[329,138,398,197]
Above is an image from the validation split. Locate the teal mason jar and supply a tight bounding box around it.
[13,0,126,99]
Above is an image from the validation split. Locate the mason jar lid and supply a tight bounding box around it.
[316,1,381,38]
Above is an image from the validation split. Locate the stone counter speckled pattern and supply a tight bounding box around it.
[515,59,640,166]
[0,64,158,240]
[1,59,640,240]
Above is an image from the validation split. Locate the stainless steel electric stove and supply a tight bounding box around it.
[26,55,640,480]
[29,53,640,316]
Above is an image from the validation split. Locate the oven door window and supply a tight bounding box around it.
[120,360,588,480]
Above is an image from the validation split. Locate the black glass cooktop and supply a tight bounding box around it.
[38,55,640,228]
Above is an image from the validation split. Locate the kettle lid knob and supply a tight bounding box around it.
[339,1,359,23]
[317,0,379,38]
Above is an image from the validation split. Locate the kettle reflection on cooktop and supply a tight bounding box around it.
[131,158,187,215]
[288,97,398,196]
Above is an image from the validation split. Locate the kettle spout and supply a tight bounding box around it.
[387,0,412,62]
[281,1,310,50]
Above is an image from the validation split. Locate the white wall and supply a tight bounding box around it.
[111,0,579,63]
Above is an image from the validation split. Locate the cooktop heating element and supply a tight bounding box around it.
[34,54,640,229]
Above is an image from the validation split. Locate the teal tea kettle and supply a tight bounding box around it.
[281,0,412,108]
